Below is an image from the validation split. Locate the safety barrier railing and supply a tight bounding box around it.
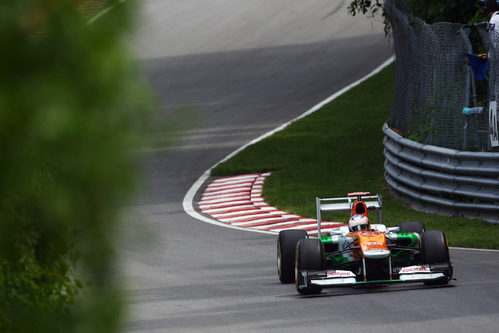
[383,123,499,223]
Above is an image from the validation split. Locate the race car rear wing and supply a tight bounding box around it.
[315,192,382,235]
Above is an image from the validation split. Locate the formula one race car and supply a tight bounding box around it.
[277,192,453,294]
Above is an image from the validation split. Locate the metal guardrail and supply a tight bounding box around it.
[383,123,499,223]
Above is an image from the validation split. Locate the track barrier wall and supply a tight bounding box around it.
[383,123,499,223]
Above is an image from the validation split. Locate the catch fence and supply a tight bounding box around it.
[383,0,499,223]
[385,0,498,152]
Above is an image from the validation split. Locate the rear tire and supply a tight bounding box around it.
[397,221,425,262]
[295,238,324,295]
[398,221,425,235]
[421,230,452,285]
[277,230,308,283]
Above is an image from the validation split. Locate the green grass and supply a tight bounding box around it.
[212,64,499,249]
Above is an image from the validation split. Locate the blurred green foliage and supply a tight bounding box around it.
[405,0,485,24]
[349,0,488,30]
[348,0,384,17]
[0,0,150,332]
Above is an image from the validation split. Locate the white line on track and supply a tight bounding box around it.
[201,205,256,214]
[211,209,266,218]
[199,200,252,208]
[201,192,252,200]
[183,56,395,235]
[221,212,287,223]
[229,217,295,226]
[450,247,499,252]
[211,206,279,216]
[206,183,253,190]
[199,196,250,204]
[203,187,252,195]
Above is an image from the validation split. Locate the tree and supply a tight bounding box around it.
[348,0,487,30]
[0,1,150,331]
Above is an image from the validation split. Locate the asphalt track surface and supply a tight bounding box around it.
[118,1,499,332]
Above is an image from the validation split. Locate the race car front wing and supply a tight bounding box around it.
[299,263,452,289]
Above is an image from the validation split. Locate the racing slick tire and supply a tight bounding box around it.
[421,230,453,285]
[398,221,425,235]
[397,221,426,262]
[295,238,325,295]
[277,229,308,283]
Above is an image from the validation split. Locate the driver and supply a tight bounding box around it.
[348,214,370,232]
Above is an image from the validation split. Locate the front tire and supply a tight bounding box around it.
[277,229,308,283]
[398,221,425,235]
[295,238,324,295]
[421,230,452,285]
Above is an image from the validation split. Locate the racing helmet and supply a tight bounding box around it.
[349,214,370,232]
